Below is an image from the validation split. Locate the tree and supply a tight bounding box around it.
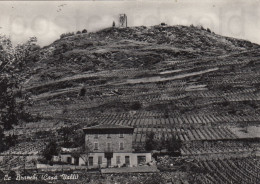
[145,132,159,151]
[0,35,41,130]
[82,29,88,34]
[71,139,93,167]
[76,31,81,34]
[73,131,85,147]
[0,170,5,180]
[159,132,167,151]
[0,127,5,152]
[8,170,17,181]
[58,127,71,145]
[43,140,58,161]
[166,135,182,153]
[0,78,19,130]
[5,134,17,148]
[112,21,115,27]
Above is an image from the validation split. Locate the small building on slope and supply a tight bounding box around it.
[55,124,152,168]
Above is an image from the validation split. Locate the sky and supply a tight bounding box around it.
[0,0,259,46]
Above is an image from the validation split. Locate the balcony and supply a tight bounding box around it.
[104,148,113,158]
[104,148,113,153]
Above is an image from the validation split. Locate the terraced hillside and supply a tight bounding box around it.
[2,25,260,182]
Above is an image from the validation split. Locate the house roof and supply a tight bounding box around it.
[83,124,134,130]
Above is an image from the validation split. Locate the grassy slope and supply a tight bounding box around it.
[22,25,260,122]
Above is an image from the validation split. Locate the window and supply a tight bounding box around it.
[89,157,93,166]
[116,156,121,164]
[107,133,111,138]
[137,156,146,165]
[94,142,98,150]
[120,142,124,150]
[119,132,124,138]
[94,133,98,139]
[98,156,102,165]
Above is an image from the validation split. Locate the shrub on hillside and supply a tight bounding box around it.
[160,22,167,26]
[82,29,88,33]
[60,32,75,39]
[131,101,142,110]
[79,86,86,96]
[166,135,182,153]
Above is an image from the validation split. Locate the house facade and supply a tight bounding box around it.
[55,124,152,168]
[81,124,151,168]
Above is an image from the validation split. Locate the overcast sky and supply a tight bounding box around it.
[0,0,259,46]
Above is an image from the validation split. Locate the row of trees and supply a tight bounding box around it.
[60,29,88,39]
[145,132,182,154]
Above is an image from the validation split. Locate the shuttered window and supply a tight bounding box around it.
[120,142,124,150]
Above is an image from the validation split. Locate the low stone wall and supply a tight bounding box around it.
[36,164,87,171]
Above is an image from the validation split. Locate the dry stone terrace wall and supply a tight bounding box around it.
[131,126,238,145]
[193,157,260,184]
[25,90,260,121]
[180,140,259,156]
[89,113,260,127]
[4,121,67,136]
[0,141,46,155]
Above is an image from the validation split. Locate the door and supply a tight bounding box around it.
[67,157,71,164]
[89,157,93,166]
[125,156,130,166]
[74,157,79,165]
[107,157,111,167]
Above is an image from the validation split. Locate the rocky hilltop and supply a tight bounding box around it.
[23,25,259,86]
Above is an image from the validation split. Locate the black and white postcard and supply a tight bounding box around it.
[0,0,259,183]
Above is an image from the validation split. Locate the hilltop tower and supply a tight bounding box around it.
[119,14,127,27]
